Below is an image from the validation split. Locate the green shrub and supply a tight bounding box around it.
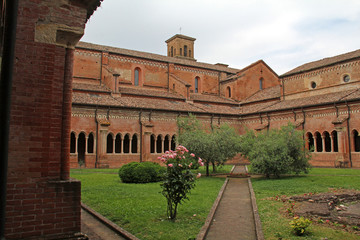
[241,123,311,178]
[289,216,312,236]
[118,162,165,183]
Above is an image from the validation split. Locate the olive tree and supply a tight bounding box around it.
[240,123,311,178]
[177,115,241,176]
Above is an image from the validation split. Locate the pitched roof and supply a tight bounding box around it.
[190,93,239,105]
[119,86,185,100]
[76,42,239,74]
[241,85,281,104]
[255,89,360,113]
[282,49,360,77]
[73,82,111,93]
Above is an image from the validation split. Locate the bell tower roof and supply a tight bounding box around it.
[165,34,196,60]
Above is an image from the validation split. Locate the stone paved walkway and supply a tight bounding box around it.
[81,209,126,240]
[205,165,257,240]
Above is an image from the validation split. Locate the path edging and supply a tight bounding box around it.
[196,177,229,240]
[81,202,139,240]
[247,178,265,240]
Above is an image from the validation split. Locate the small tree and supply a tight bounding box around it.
[177,115,241,176]
[159,145,203,220]
[240,123,311,178]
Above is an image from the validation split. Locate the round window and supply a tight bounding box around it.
[343,74,350,82]
[311,81,317,89]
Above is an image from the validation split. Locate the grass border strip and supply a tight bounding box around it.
[196,178,229,240]
[248,178,265,240]
[81,202,140,240]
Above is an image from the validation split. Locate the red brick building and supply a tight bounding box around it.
[2,0,102,239]
[70,35,360,168]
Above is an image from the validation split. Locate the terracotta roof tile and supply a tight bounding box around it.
[72,92,123,106]
[242,86,281,104]
[119,86,185,100]
[282,49,360,77]
[240,101,279,114]
[190,93,239,105]
[73,82,111,93]
[190,102,241,115]
[76,42,239,74]
[260,89,360,112]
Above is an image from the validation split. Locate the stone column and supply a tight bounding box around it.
[314,135,318,152]
[129,137,133,154]
[85,136,89,154]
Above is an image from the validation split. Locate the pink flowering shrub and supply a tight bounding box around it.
[158,145,204,220]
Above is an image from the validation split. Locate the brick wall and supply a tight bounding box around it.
[5,0,95,239]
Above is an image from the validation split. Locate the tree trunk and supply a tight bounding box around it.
[212,162,216,173]
[206,162,209,176]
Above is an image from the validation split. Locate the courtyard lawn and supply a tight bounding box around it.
[251,167,360,240]
[71,168,227,240]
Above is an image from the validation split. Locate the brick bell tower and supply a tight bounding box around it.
[166,34,196,60]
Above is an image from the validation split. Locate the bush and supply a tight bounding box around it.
[240,123,311,178]
[290,216,312,236]
[118,162,165,183]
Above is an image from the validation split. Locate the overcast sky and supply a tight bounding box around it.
[82,0,360,75]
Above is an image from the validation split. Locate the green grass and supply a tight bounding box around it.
[71,169,228,240]
[72,164,233,176]
[251,167,360,240]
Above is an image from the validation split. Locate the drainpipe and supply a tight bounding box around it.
[334,103,339,117]
[211,114,214,131]
[0,0,18,239]
[301,107,306,139]
[95,107,98,168]
[100,51,103,85]
[292,108,296,121]
[167,63,170,92]
[139,110,143,162]
[345,101,352,167]
[281,79,285,100]
[266,112,270,132]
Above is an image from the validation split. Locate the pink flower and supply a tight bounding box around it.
[189,162,193,168]
[196,173,201,178]
[168,164,173,167]
[190,153,195,157]
[178,164,183,167]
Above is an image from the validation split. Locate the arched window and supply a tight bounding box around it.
[131,134,138,153]
[156,135,162,153]
[315,132,322,152]
[331,131,338,152]
[180,48,182,56]
[195,77,199,93]
[324,131,331,152]
[70,132,76,153]
[164,135,170,152]
[88,133,94,153]
[150,134,156,153]
[353,130,360,152]
[184,45,188,57]
[226,86,231,98]
[171,46,173,57]
[123,134,130,153]
[106,133,113,154]
[171,135,176,151]
[134,68,140,86]
[259,78,264,90]
[307,132,314,152]
[78,133,86,164]
[115,134,121,153]
[189,50,192,58]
